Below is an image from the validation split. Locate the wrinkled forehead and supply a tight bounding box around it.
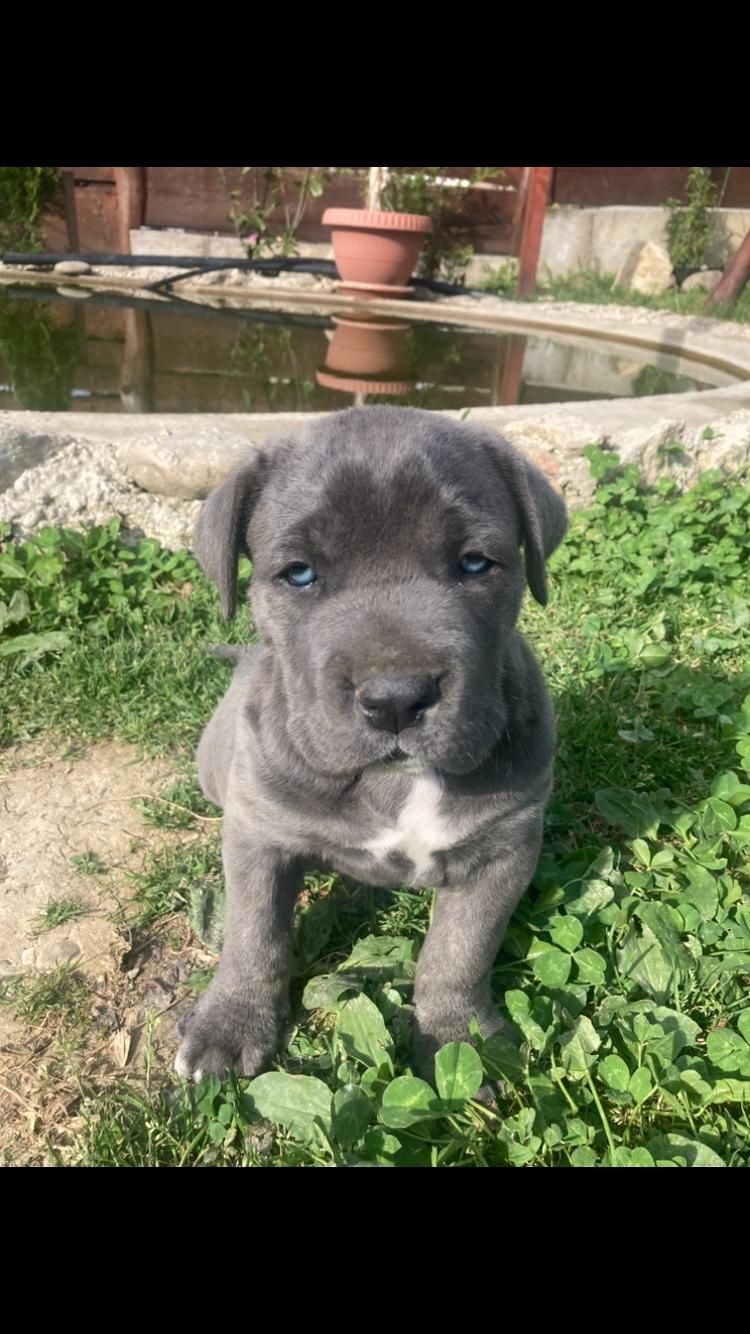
[250,435,521,556]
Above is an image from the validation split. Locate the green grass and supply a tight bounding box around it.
[138,776,220,830]
[2,454,750,1166]
[31,896,89,935]
[478,265,750,325]
[0,519,254,753]
[0,965,92,1029]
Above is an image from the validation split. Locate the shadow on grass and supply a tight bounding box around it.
[285,654,749,1003]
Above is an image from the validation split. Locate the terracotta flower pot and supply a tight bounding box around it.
[322,207,432,296]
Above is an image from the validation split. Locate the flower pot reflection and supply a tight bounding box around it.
[316,315,416,398]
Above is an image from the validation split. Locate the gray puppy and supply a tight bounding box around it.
[175,406,567,1085]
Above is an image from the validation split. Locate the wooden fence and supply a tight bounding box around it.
[42,166,750,258]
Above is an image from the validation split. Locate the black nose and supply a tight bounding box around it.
[357,675,439,734]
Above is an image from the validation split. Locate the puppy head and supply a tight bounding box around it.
[194,407,566,776]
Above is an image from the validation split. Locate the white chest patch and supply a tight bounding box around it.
[364,771,459,885]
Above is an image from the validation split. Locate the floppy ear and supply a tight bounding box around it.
[500,443,568,607]
[193,450,269,620]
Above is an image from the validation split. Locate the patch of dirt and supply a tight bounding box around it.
[0,738,218,1165]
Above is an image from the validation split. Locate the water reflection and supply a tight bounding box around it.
[0,285,723,415]
[317,316,415,397]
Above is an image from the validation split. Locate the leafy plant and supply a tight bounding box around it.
[0,518,205,660]
[0,166,61,251]
[222,167,330,258]
[367,167,500,283]
[666,167,720,279]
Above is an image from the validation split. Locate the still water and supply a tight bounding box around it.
[0,285,722,414]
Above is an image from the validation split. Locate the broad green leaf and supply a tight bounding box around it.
[729,814,750,845]
[194,1073,222,1116]
[548,915,584,953]
[336,934,415,981]
[570,1146,598,1167]
[434,1042,484,1107]
[481,1033,526,1084]
[527,1071,568,1126]
[246,1071,333,1140]
[376,986,403,1021]
[738,1010,750,1045]
[360,1063,392,1096]
[551,984,589,1017]
[0,554,26,578]
[679,866,719,920]
[505,1140,540,1166]
[533,947,572,988]
[597,994,628,1027]
[504,990,548,1051]
[302,972,362,1013]
[706,1028,750,1076]
[638,643,671,669]
[565,879,614,919]
[710,771,750,806]
[617,921,674,1001]
[701,797,737,836]
[704,1079,750,1104]
[360,1128,402,1164]
[678,1068,713,1100]
[615,1005,700,1067]
[574,948,607,984]
[629,1148,656,1167]
[379,1076,444,1129]
[598,1054,630,1092]
[331,1085,372,1145]
[635,903,693,978]
[631,838,651,866]
[558,1015,601,1080]
[646,1133,725,1167]
[628,1067,653,1104]
[595,788,663,838]
[651,849,675,869]
[336,994,394,1073]
[587,847,616,880]
[611,1146,655,1167]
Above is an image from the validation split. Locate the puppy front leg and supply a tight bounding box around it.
[412,813,544,1084]
[175,832,301,1081]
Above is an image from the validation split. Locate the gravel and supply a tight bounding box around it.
[0,436,200,550]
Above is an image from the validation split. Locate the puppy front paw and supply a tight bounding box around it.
[174,986,283,1082]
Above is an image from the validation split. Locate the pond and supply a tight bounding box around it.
[0,285,729,415]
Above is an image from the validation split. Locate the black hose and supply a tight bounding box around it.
[3,251,320,270]
[2,251,488,300]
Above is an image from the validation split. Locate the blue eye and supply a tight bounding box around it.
[283,563,317,587]
[458,553,493,576]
